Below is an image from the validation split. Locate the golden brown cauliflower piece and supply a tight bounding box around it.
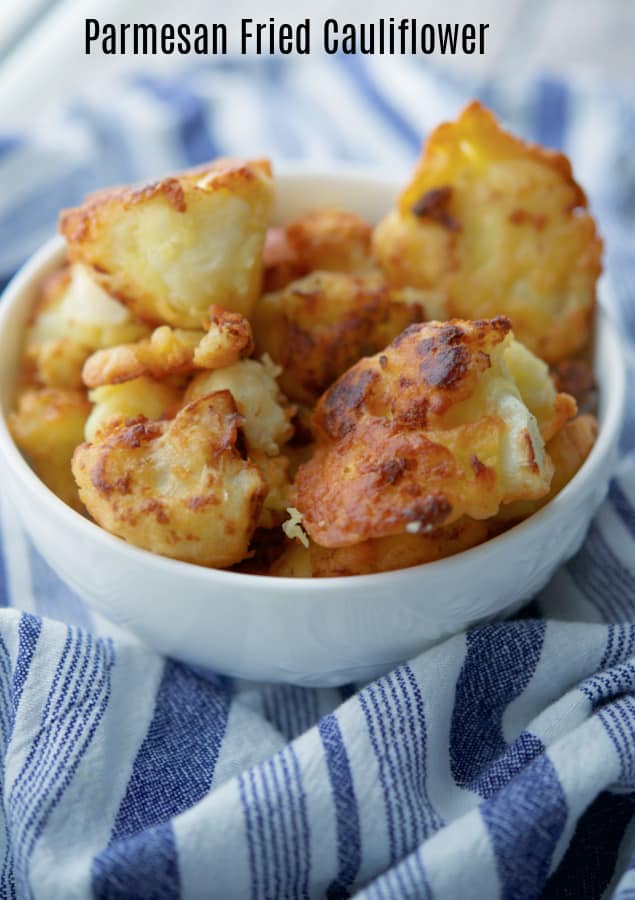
[185,358,294,456]
[9,388,91,511]
[253,271,446,405]
[72,391,268,567]
[82,308,254,388]
[194,306,254,369]
[82,327,203,387]
[263,208,374,291]
[271,516,489,577]
[294,317,576,548]
[60,159,274,328]
[24,264,149,388]
[373,102,602,362]
[84,377,182,442]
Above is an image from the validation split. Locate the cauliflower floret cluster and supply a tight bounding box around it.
[72,392,268,567]
[10,107,600,576]
[293,317,575,548]
[60,158,274,327]
[373,102,602,362]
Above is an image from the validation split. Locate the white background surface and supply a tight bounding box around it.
[0,0,633,127]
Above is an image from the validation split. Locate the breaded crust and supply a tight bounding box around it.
[82,308,254,388]
[294,318,573,547]
[72,391,268,567]
[60,158,274,328]
[82,327,203,387]
[194,306,254,369]
[373,101,602,362]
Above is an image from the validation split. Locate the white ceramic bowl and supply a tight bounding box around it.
[0,171,626,686]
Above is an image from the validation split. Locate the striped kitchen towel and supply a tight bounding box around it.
[1,55,635,899]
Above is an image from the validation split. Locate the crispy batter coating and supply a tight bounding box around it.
[263,208,374,291]
[24,264,149,388]
[194,306,254,369]
[9,388,91,511]
[82,307,254,388]
[72,391,268,567]
[373,102,602,362]
[495,413,598,524]
[60,159,274,328]
[82,327,203,387]
[294,318,575,547]
[185,358,294,456]
[271,516,489,577]
[85,377,181,442]
[253,271,446,404]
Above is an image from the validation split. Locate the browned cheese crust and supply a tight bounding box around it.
[82,307,254,388]
[293,317,574,547]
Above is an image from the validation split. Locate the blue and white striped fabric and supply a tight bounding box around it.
[1,56,635,899]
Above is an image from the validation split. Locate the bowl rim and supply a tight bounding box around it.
[0,172,626,592]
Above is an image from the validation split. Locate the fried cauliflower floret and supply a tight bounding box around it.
[185,358,294,456]
[263,208,374,291]
[294,317,576,548]
[9,388,91,511]
[82,307,254,388]
[495,413,597,524]
[194,306,254,369]
[72,391,267,567]
[85,377,181,442]
[82,327,203,387]
[373,102,602,362]
[253,271,446,405]
[24,264,149,388]
[271,516,489,577]
[60,159,274,328]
